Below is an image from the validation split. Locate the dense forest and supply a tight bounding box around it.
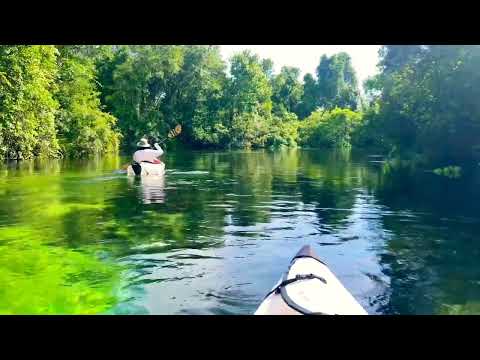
[1,45,479,170]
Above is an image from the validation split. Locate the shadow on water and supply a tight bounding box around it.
[1,150,480,314]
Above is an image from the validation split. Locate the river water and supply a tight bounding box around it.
[1,148,479,314]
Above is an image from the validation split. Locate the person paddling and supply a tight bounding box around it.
[134,138,164,163]
[131,138,164,175]
[125,125,182,176]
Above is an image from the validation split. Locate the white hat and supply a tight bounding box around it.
[137,138,151,148]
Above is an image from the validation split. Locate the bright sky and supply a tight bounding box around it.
[219,45,381,86]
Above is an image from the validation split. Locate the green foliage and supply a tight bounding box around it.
[13,44,480,165]
[363,74,383,106]
[95,46,130,108]
[169,46,227,147]
[0,45,120,160]
[316,53,360,110]
[105,45,185,148]
[217,50,274,148]
[0,46,378,157]
[229,111,271,148]
[296,73,318,118]
[351,103,390,150]
[266,113,299,148]
[371,45,480,167]
[0,46,60,159]
[55,46,120,157]
[299,108,363,148]
[97,45,228,149]
[261,58,275,79]
[228,50,273,116]
[271,66,303,115]
[379,45,426,74]
[297,53,360,119]
[191,114,229,148]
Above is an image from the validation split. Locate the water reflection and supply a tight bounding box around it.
[128,174,166,204]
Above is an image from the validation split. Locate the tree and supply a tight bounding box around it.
[224,51,273,148]
[1,45,376,157]
[94,46,130,110]
[228,50,272,115]
[271,66,303,115]
[261,58,275,79]
[379,45,426,74]
[372,45,480,166]
[297,53,361,120]
[164,46,227,147]
[297,73,318,118]
[0,45,59,159]
[299,108,363,148]
[106,45,184,148]
[316,52,360,110]
[363,74,383,105]
[54,46,120,158]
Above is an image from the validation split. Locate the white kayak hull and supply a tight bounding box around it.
[127,161,165,176]
[255,245,368,315]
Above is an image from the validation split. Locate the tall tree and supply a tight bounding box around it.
[226,50,273,147]
[374,45,480,165]
[261,58,275,79]
[94,45,130,110]
[228,50,272,115]
[0,45,59,159]
[316,52,360,110]
[271,66,303,115]
[297,73,318,118]
[379,45,426,74]
[54,46,120,158]
[106,45,184,148]
[167,45,227,146]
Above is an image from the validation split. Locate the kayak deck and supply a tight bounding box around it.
[255,245,367,315]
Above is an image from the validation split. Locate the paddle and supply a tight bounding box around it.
[122,124,182,170]
[156,124,182,146]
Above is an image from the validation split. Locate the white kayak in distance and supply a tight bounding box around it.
[255,245,368,315]
[127,161,165,176]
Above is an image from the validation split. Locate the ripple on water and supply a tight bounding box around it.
[1,150,479,315]
[168,171,209,175]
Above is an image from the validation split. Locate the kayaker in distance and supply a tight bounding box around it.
[126,126,181,176]
[129,138,164,176]
[133,138,164,164]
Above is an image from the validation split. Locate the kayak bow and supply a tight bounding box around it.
[255,245,368,315]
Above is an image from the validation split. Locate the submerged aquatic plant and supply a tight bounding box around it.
[0,233,123,314]
[433,166,462,179]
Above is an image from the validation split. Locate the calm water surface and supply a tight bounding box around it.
[1,149,480,314]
